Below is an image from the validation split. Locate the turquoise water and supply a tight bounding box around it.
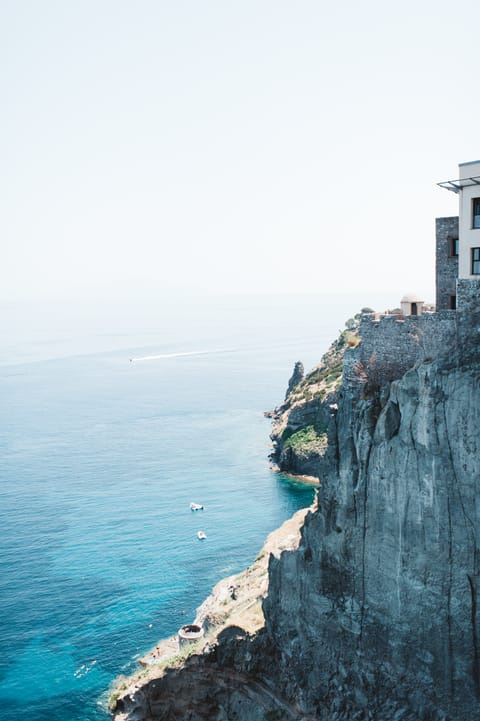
[0,295,378,721]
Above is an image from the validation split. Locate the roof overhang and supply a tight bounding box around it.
[438,176,480,194]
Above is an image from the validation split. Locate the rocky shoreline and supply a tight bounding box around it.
[109,506,313,718]
[271,469,320,486]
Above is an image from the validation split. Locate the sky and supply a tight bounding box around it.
[2,0,479,305]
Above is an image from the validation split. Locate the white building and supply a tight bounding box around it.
[438,160,480,281]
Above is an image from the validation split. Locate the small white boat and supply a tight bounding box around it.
[197,531,207,540]
[190,502,204,511]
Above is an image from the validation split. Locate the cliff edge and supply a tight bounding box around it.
[111,310,480,721]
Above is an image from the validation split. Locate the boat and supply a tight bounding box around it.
[190,502,204,511]
[197,531,207,540]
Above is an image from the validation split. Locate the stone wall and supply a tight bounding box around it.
[344,278,480,391]
[343,311,457,392]
[436,216,459,310]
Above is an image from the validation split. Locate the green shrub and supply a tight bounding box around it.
[283,425,327,450]
[284,425,317,449]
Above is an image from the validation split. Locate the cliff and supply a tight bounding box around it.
[111,312,480,721]
[263,358,480,720]
[267,320,357,479]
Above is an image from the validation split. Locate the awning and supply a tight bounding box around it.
[438,176,480,194]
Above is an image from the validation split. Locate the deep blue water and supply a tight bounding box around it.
[0,294,384,721]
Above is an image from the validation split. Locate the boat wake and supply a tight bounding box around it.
[74,660,97,679]
[129,348,232,363]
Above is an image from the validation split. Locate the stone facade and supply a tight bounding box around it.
[436,216,459,310]
[344,286,480,392]
[343,311,456,392]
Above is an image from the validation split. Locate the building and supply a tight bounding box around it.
[341,161,480,388]
[400,292,425,317]
[437,160,480,310]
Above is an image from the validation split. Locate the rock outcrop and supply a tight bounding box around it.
[268,324,354,480]
[111,317,480,721]
[285,361,305,399]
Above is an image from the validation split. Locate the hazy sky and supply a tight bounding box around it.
[2,0,478,304]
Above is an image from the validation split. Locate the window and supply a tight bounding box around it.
[450,237,459,256]
[450,295,456,310]
[471,247,480,275]
[473,198,480,229]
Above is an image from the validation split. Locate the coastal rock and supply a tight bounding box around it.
[111,323,480,721]
[285,360,305,399]
[269,328,348,480]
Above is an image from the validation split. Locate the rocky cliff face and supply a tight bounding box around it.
[268,327,351,480]
[111,326,480,721]
[264,359,480,720]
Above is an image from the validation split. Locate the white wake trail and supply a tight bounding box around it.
[129,348,231,362]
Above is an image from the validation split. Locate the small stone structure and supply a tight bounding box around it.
[178,624,204,649]
[400,292,424,316]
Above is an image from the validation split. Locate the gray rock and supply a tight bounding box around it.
[285,361,305,399]
[264,359,480,721]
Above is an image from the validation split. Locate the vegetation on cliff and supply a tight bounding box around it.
[269,310,371,477]
[282,424,327,451]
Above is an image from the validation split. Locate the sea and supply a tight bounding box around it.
[0,293,388,721]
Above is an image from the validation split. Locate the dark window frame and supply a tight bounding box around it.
[471,247,480,275]
[450,237,459,257]
[473,198,480,229]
